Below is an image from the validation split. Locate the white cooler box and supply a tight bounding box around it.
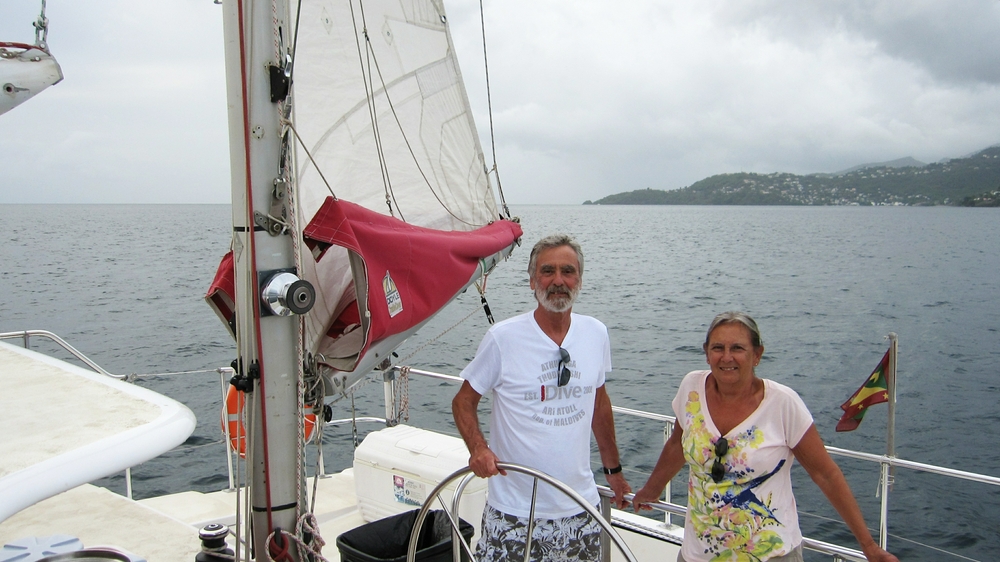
[353,425,487,539]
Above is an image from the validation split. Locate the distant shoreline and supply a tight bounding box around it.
[587,145,1000,207]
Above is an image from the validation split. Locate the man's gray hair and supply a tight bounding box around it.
[527,234,584,280]
[704,311,763,349]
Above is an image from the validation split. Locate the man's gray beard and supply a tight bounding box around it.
[535,285,579,313]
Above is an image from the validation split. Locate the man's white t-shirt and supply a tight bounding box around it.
[461,310,612,519]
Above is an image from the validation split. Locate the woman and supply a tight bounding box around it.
[632,312,898,562]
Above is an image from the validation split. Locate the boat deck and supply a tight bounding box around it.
[0,342,195,523]
[0,484,202,562]
[0,473,364,562]
[1,468,681,562]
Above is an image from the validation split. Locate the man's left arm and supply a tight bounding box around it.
[592,384,631,508]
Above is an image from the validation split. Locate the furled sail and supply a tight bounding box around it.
[303,198,520,373]
[208,0,520,385]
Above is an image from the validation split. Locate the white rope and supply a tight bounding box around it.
[297,513,328,559]
[264,515,331,562]
[396,365,410,423]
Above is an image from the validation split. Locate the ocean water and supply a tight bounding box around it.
[1,204,998,561]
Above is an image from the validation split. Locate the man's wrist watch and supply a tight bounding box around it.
[602,464,622,475]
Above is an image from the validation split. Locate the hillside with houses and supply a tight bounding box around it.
[587,146,1000,206]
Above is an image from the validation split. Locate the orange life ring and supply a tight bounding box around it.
[221,385,318,457]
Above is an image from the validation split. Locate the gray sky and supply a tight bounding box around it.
[3,1,1000,205]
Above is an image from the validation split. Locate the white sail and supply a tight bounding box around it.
[208,1,517,382]
[289,0,512,375]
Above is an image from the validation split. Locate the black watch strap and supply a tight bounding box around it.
[602,464,622,475]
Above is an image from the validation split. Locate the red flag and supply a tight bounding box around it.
[836,350,890,432]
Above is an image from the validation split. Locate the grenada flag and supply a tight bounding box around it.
[836,349,890,432]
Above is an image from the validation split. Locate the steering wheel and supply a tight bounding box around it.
[406,462,640,562]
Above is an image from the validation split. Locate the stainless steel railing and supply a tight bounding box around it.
[6,333,998,561]
[1,330,118,377]
[386,365,1000,562]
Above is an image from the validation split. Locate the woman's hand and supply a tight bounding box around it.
[631,485,661,512]
[861,541,899,562]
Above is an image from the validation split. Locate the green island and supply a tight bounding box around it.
[586,145,1000,206]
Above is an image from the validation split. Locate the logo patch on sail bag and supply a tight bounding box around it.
[383,271,403,317]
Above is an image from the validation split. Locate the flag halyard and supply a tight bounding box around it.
[836,349,890,432]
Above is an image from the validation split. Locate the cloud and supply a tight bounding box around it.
[450,0,1000,202]
[717,1,1000,86]
[3,0,999,205]
[1,1,229,204]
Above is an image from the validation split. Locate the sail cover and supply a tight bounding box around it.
[304,197,520,370]
[208,0,520,375]
[206,251,235,338]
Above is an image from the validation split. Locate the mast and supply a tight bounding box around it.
[221,0,311,559]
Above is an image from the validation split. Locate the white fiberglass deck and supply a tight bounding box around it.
[0,341,196,522]
[0,474,364,562]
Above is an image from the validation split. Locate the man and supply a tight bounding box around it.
[452,234,630,562]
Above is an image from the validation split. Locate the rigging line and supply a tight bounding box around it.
[363,34,485,228]
[876,536,979,562]
[361,33,406,222]
[285,120,337,199]
[349,0,399,219]
[285,135,308,525]
[360,29,396,217]
[796,510,979,561]
[352,0,397,218]
[287,0,303,84]
[307,375,327,515]
[366,42,402,220]
[276,4,309,528]
[344,0,489,227]
[396,303,482,365]
[479,0,510,219]
[292,206,309,536]
[359,33,405,221]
